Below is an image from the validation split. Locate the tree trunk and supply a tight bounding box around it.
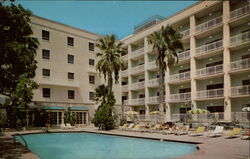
[158,56,165,115]
[108,72,113,94]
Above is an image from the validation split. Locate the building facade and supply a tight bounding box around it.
[120,0,250,122]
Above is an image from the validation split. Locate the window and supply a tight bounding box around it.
[67,54,74,64]
[68,90,75,99]
[42,49,50,60]
[68,72,74,80]
[89,59,95,66]
[42,30,50,41]
[43,88,50,98]
[89,42,94,51]
[67,37,74,46]
[42,69,50,77]
[89,75,95,84]
[89,92,95,100]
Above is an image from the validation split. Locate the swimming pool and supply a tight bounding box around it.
[16,132,197,159]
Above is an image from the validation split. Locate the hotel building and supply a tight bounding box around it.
[120,0,250,122]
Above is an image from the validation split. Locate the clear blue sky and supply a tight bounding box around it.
[17,1,198,39]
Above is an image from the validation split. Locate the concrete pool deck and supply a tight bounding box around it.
[0,125,249,159]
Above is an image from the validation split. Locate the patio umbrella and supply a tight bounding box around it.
[187,108,209,114]
[150,111,160,115]
[242,107,250,112]
[125,110,138,115]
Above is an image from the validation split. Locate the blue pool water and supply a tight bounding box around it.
[16,133,197,159]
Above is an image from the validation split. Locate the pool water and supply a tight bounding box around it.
[16,132,197,159]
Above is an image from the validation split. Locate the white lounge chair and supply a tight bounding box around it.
[175,125,190,135]
[66,123,74,129]
[60,123,67,129]
[207,126,224,137]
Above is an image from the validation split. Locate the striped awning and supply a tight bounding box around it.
[68,106,89,111]
[42,106,65,110]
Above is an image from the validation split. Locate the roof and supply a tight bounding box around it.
[68,106,89,111]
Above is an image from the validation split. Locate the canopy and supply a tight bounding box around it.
[42,106,65,110]
[187,108,209,114]
[125,110,138,115]
[68,106,89,111]
[17,105,36,110]
[150,111,160,115]
[242,107,250,112]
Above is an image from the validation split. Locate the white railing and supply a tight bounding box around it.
[122,85,129,92]
[130,81,145,90]
[131,47,144,58]
[195,16,223,33]
[230,58,250,71]
[121,70,128,77]
[178,50,190,61]
[147,61,158,70]
[196,64,223,77]
[230,5,250,20]
[130,98,145,105]
[197,88,224,99]
[231,85,250,96]
[180,29,190,39]
[169,71,190,82]
[147,96,160,104]
[230,31,250,46]
[196,40,223,55]
[147,78,159,87]
[169,92,191,102]
[232,112,250,122]
[130,64,145,75]
[123,100,129,105]
[172,113,225,122]
[121,54,128,61]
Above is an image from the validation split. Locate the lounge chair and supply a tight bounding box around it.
[66,123,75,129]
[224,128,242,138]
[60,123,67,129]
[175,126,190,135]
[124,123,135,131]
[240,129,250,140]
[150,124,161,133]
[119,123,129,130]
[131,124,141,132]
[207,126,224,137]
[188,126,206,136]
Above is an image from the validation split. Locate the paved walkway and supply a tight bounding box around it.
[0,126,249,159]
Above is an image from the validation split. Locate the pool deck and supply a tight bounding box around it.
[0,125,249,159]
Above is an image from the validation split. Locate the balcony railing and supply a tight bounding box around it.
[231,85,250,96]
[169,71,190,82]
[123,100,129,105]
[169,92,191,102]
[230,31,250,46]
[130,64,145,75]
[121,54,128,61]
[122,85,129,92]
[147,78,159,87]
[230,5,250,20]
[147,61,157,70]
[130,81,145,90]
[196,64,223,77]
[147,96,161,104]
[130,98,145,105]
[196,40,223,55]
[121,70,128,77]
[197,88,224,99]
[131,47,144,58]
[230,58,250,71]
[178,50,190,61]
[232,112,250,122]
[180,29,190,39]
[195,16,223,33]
[172,113,225,122]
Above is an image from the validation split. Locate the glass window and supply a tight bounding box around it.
[68,72,74,79]
[42,69,50,77]
[42,49,50,60]
[68,90,75,99]
[67,37,74,46]
[89,42,94,51]
[89,92,95,100]
[42,30,50,41]
[43,88,50,98]
[89,75,95,84]
[89,59,95,66]
[67,54,74,64]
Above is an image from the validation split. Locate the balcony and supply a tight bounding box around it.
[231,85,250,97]
[196,64,223,79]
[130,98,145,105]
[230,5,250,21]
[230,31,250,48]
[147,96,161,104]
[121,54,128,61]
[147,78,159,87]
[196,40,223,58]
[168,92,191,103]
[130,64,145,75]
[147,61,158,70]
[130,47,144,59]
[180,29,190,39]
[196,88,224,100]
[230,58,250,73]
[195,16,223,34]
[130,81,145,90]
[121,70,128,77]
[172,113,225,122]
[123,100,129,105]
[168,71,190,83]
[178,50,190,61]
[122,85,129,92]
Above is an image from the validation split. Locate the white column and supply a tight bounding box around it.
[144,37,150,116]
[165,66,171,122]
[128,44,132,109]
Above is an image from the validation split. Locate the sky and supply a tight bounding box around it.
[16,1,198,39]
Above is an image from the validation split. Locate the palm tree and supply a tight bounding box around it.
[148,25,183,114]
[96,34,125,94]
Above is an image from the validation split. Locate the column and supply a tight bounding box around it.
[144,37,150,116]
[128,44,132,110]
[223,0,232,121]
[165,66,171,121]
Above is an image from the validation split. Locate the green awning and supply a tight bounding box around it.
[68,106,89,111]
[17,105,36,110]
[42,106,65,110]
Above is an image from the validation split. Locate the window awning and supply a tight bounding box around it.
[17,105,36,110]
[42,106,65,110]
[68,106,89,111]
